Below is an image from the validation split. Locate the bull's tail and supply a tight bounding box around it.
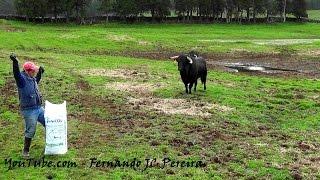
[201,71,207,90]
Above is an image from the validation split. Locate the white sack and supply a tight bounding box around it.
[44,101,68,155]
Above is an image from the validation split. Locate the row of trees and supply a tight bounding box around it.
[13,0,309,23]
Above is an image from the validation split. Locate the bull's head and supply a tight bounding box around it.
[170,55,193,64]
[170,55,193,72]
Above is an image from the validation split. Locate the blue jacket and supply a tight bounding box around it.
[12,61,43,110]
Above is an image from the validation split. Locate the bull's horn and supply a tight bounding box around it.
[170,56,179,60]
[187,56,193,64]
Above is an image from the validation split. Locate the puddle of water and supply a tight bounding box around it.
[224,63,301,74]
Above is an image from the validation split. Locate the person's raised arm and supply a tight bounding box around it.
[10,54,25,88]
[36,66,44,84]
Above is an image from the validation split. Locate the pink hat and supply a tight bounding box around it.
[23,62,38,72]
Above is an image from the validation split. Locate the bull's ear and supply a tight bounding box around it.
[170,56,179,61]
[187,56,193,64]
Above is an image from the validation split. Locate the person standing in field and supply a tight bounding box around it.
[9,54,45,158]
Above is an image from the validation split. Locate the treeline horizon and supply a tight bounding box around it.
[11,0,309,23]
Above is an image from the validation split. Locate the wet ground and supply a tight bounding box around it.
[90,50,320,78]
[207,57,320,78]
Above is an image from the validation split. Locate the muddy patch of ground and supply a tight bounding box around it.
[127,97,233,117]
[207,57,320,78]
[223,62,302,74]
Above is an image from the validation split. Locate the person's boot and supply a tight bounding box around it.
[22,137,32,158]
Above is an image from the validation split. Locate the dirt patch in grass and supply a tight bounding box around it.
[300,49,320,57]
[0,76,19,109]
[0,25,26,32]
[127,97,233,117]
[0,76,16,97]
[107,82,163,95]
[184,124,234,145]
[67,85,150,126]
[76,79,92,91]
[138,41,151,46]
[108,34,134,42]
[81,68,150,79]
[98,69,234,118]
[290,156,320,178]
[81,68,172,81]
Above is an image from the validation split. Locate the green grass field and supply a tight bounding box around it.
[0,20,320,179]
[1,19,320,56]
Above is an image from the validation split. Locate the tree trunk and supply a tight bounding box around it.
[105,11,109,23]
[66,12,70,23]
[253,1,256,23]
[151,9,155,22]
[75,5,81,24]
[186,11,189,21]
[54,5,57,23]
[283,0,287,22]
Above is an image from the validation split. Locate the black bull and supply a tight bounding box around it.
[170,54,207,94]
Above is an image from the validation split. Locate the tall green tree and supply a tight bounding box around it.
[292,0,307,19]
[73,0,90,23]
[148,0,171,21]
[14,0,48,21]
[99,0,113,21]
[113,0,139,18]
[47,0,64,20]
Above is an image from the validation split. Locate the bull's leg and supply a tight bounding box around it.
[185,83,188,94]
[194,80,197,92]
[189,83,193,94]
[201,75,207,90]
